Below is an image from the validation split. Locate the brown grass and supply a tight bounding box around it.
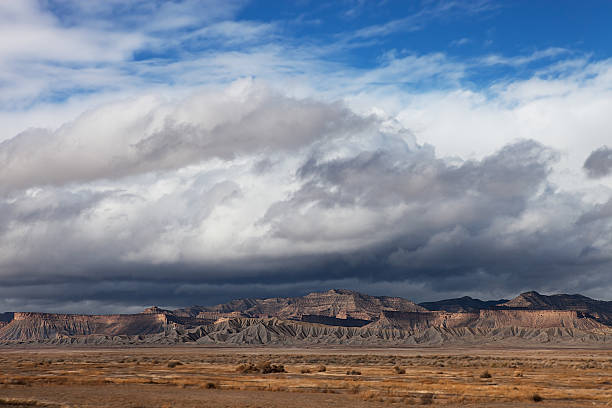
[0,347,610,407]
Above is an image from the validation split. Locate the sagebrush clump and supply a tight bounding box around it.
[393,365,406,374]
[236,361,285,374]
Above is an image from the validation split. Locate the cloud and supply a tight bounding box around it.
[450,37,470,47]
[349,0,496,40]
[41,0,244,31]
[479,48,570,67]
[2,82,612,312]
[0,80,371,191]
[584,146,612,178]
[3,2,612,312]
[0,0,251,109]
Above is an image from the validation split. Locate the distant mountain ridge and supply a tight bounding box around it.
[167,289,426,322]
[419,296,509,312]
[1,290,611,346]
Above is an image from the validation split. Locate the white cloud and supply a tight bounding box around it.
[479,47,570,67]
[349,0,496,40]
[0,80,373,191]
[2,0,612,309]
[0,0,251,110]
[0,1,144,63]
[450,37,470,47]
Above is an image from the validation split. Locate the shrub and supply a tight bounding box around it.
[300,367,311,374]
[346,369,361,375]
[204,382,217,389]
[532,393,543,402]
[393,365,406,374]
[257,361,286,374]
[167,360,183,368]
[6,378,28,385]
[420,393,434,405]
[480,370,492,379]
[316,365,326,372]
[236,361,285,374]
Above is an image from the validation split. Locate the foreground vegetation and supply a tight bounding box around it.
[0,347,611,407]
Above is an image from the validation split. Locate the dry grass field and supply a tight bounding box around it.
[0,347,611,407]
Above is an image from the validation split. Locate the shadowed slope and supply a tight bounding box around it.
[420,296,508,312]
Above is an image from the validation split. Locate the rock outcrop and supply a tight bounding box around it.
[170,289,426,322]
[1,290,611,346]
[0,312,170,342]
[498,291,612,325]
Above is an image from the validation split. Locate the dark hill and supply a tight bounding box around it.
[498,291,612,325]
[419,296,508,312]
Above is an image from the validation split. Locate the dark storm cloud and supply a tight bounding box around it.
[2,89,612,312]
[577,198,612,225]
[583,145,612,178]
[266,140,555,242]
[259,139,612,298]
[3,136,611,313]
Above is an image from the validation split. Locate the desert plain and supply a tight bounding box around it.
[0,346,611,408]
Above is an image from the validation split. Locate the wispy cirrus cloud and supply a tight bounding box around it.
[0,0,258,109]
[479,47,571,67]
[349,0,497,40]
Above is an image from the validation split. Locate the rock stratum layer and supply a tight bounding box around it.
[1,290,611,346]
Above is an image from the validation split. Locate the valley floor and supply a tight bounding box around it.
[0,347,611,407]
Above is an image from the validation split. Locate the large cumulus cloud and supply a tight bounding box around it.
[1,82,612,313]
[0,81,370,191]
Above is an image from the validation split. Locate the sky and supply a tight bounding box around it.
[1,0,612,313]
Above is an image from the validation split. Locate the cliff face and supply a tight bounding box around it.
[498,291,612,325]
[474,309,606,330]
[369,311,480,331]
[2,290,611,345]
[0,312,169,341]
[370,309,607,331]
[273,289,426,320]
[170,289,425,322]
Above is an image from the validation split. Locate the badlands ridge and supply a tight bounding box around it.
[1,289,611,346]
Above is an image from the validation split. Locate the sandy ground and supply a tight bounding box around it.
[1,346,611,407]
